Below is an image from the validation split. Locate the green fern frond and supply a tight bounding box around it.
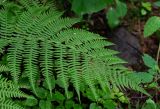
[54,44,69,98]
[68,50,82,101]
[24,38,39,95]
[0,10,15,38]
[8,38,24,84]
[40,39,53,95]
[18,0,40,9]
[0,99,24,109]
[49,18,80,33]
[0,75,31,99]
[56,29,104,45]
[82,56,99,100]
[87,48,119,57]
[91,59,111,93]
[75,40,113,52]
[0,65,9,72]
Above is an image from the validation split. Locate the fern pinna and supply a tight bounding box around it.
[0,0,149,106]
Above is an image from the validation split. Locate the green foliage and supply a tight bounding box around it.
[0,0,149,108]
[144,16,160,37]
[68,0,127,28]
[141,2,152,16]
[142,99,157,109]
[70,0,113,15]
[131,54,159,84]
[0,65,32,109]
[106,0,127,28]
[143,54,158,69]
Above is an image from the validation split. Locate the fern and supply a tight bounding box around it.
[0,65,9,72]
[40,38,53,95]
[0,66,32,109]
[0,0,149,105]
[8,38,24,84]
[24,38,39,95]
[0,99,24,109]
[54,44,69,97]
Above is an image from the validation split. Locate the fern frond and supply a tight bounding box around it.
[68,50,82,101]
[16,7,63,38]
[0,99,24,109]
[0,10,15,38]
[40,39,53,95]
[75,40,113,52]
[0,65,9,72]
[91,59,111,93]
[48,18,80,34]
[56,29,104,45]
[0,38,9,49]
[18,0,40,9]
[87,48,118,57]
[7,38,24,84]
[54,44,69,97]
[0,75,31,99]
[24,38,39,95]
[82,56,98,100]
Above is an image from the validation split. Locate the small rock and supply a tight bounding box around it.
[110,27,142,66]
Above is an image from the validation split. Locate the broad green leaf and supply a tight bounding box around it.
[89,103,102,109]
[142,54,157,69]
[71,0,113,15]
[106,0,127,28]
[103,100,116,109]
[144,16,160,37]
[43,76,55,90]
[106,7,120,28]
[39,100,52,109]
[65,100,75,109]
[73,104,83,109]
[135,72,154,83]
[56,106,65,109]
[115,0,127,17]
[23,98,38,106]
[142,99,156,109]
[36,87,48,99]
[53,91,65,101]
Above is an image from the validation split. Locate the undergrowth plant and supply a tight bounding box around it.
[65,0,127,28]
[0,0,149,108]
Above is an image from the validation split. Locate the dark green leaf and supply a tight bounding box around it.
[53,91,65,101]
[142,54,157,69]
[144,16,160,37]
[115,0,127,17]
[103,100,116,109]
[43,77,55,90]
[23,98,38,107]
[106,7,120,28]
[71,0,113,15]
[142,99,156,109]
[65,100,75,109]
[89,103,102,109]
[39,100,52,109]
[36,87,48,99]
